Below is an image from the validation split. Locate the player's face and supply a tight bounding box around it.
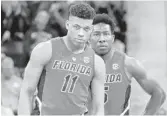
[90,23,115,56]
[66,16,93,46]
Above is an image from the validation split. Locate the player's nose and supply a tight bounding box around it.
[78,29,84,37]
[98,38,106,43]
[98,35,106,43]
[99,40,106,43]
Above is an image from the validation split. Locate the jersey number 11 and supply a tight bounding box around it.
[61,74,79,93]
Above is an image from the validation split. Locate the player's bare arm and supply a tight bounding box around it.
[18,41,52,115]
[125,56,166,115]
[90,54,105,115]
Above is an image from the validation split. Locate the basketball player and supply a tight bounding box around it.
[89,13,166,115]
[18,3,105,115]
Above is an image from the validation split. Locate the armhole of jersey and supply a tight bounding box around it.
[123,54,132,83]
[37,38,58,101]
[37,69,46,101]
[43,39,55,69]
[88,49,95,99]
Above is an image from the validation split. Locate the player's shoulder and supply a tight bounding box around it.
[94,54,105,70]
[94,54,106,80]
[113,49,126,57]
[34,37,61,48]
[125,55,142,67]
[124,55,136,68]
[124,55,145,76]
[50,37,62,43]
[30,40,52,63]
[32,40,51,54]
[94,54,105,64]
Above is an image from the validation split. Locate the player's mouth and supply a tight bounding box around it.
[99,45,108,49]
[75,38,85,43]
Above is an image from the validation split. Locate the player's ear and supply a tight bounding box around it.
[66,20,69,30]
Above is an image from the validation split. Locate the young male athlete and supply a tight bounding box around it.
[89,13,166,115]
[18,3,105,115]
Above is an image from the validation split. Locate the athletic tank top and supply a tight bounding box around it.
[104,50,131,115]
[38,38,95,115]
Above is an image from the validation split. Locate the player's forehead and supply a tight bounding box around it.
[69,16,93,27]
[93,23,111,32]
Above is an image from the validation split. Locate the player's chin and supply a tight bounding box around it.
[96,49,108,56]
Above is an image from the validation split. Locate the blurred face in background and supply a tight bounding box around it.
[66,16,93,46]
[34,11,50,31]
[90,23,115,56]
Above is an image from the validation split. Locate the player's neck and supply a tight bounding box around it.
[101,49,115,62]
[63,36,86,54]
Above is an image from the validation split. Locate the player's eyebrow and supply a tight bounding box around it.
[73,24,80,26]
[103,31,110,33]
[93,31,101,33]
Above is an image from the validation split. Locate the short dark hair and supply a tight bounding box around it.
[69,2,96,19]
[93,13,115,33]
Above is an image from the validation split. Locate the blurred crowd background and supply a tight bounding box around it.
[1,1,167,116]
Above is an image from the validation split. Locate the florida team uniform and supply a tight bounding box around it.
[104,50,131,115]
[37,38,95,115]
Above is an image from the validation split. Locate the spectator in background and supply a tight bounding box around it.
[49,1,69,37]
[1,53,22,115]
[113,24,126,53]
[27,1,51,23]
[88,1,116,21]
[1,1,15,42]
[1,1,31,69]
[23,10,57,66]
[112,1,127,52]
[1,1,30,42]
